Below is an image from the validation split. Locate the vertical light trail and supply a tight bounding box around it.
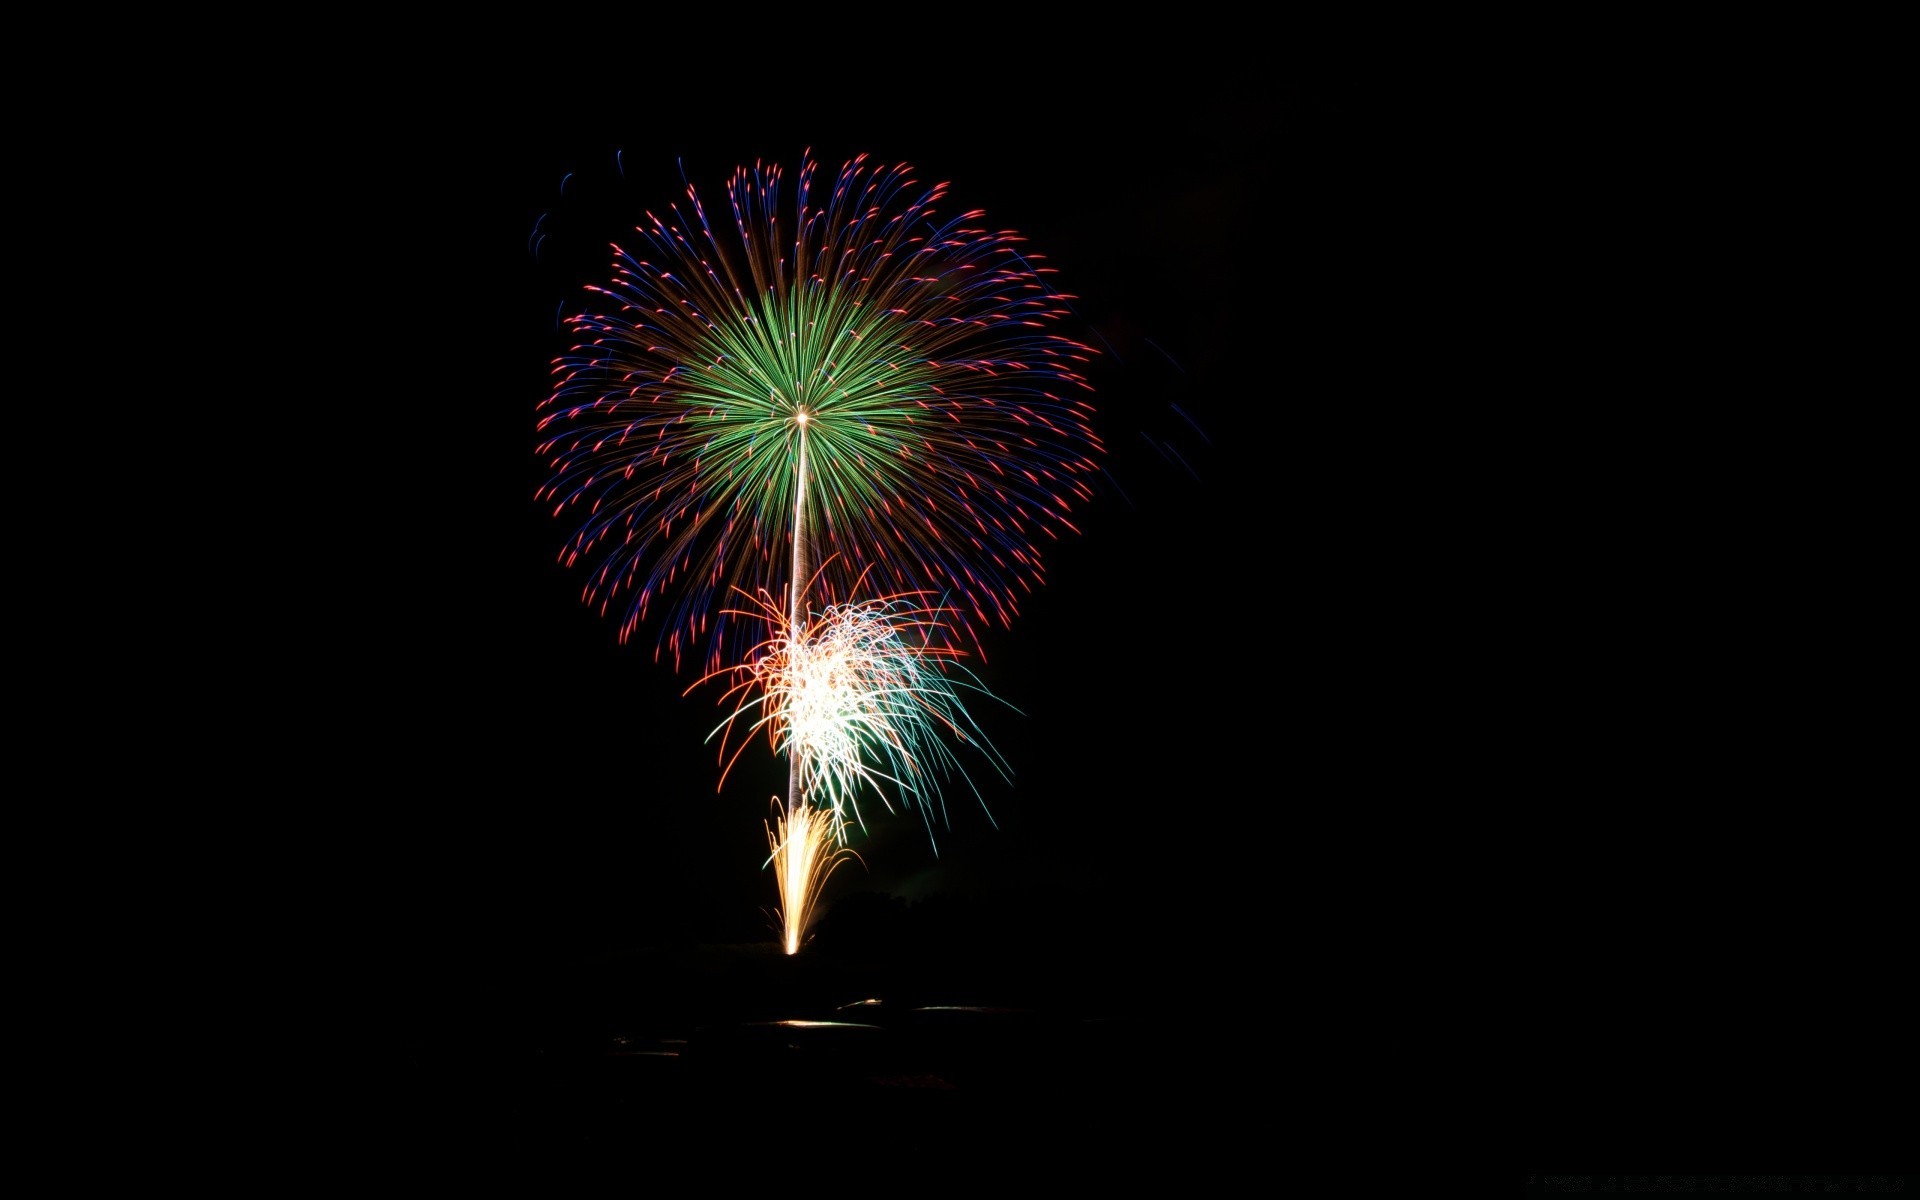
[780,412,810,952]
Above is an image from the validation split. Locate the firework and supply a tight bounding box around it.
[536,152,1093,953]
[697,577,1011,851]
[536,152,1103,673]
[765,799,857,955]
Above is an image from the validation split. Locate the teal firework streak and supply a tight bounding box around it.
[697,586,1013,851]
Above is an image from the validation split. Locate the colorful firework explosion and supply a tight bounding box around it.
[696,578,1011,851]
[536,152,1103,673]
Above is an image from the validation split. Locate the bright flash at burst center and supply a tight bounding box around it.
[698,584,1013,851]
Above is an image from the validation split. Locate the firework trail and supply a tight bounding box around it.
[765,800,857,956]
[536,152,1103,674]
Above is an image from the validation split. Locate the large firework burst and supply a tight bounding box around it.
[536,152,1102,673]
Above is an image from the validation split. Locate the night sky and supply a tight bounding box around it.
[345,79,1404,984]
[321,65,1900,1178]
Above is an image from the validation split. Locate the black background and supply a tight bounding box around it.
[343,79,1401,982]
[316,69,1434,1171]
[292,58,1903,1178]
